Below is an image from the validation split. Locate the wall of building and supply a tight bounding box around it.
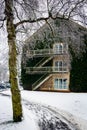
[39,73,70,91]
[39,75,53,91]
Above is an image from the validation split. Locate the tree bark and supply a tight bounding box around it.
[5,0,23,122]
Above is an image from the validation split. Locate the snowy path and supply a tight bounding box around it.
[23,99,78,130]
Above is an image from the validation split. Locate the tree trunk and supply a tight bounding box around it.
[5,0,23,122]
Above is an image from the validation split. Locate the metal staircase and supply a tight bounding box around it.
[26,55,53,74]
[25,45,69,91]
[34,56,53,67]
[32,74,52,90]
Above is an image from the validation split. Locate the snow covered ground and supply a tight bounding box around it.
[0,89,87,130]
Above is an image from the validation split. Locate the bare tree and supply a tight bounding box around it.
[0,0,87,122]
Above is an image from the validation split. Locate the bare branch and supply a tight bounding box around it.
[14,6,21,21]
[15,17,49,28]
[68,0,86,19]
[45,19,54,37]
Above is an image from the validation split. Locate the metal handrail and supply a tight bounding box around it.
[26,49,67,57]
[26,66,68,73]
[34,56,53,67]
[34,57,47,67]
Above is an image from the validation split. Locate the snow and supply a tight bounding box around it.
[21,91,87,120]
[0,92,40,130]
[0,89,87,130]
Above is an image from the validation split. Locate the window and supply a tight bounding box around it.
[54,78,68,90]
[54,61,63,71]
[54,43,63,54]
[55,79,59,89]
[54,61,68,72]
[63,79,67,89]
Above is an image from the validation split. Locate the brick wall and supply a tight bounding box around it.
[39,72,70,91]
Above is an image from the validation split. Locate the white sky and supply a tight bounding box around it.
[0,23,8,63]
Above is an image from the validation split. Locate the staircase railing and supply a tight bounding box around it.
[26,66,68,74]
[34,56,53,67]
[32,74,52,90]
[34,57,47,67]
[26,49,67,57]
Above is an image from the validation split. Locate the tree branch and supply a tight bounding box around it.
[14,0,87,28]
[68,0,86,19]
[15,15,69,29]
[15,17,49,28]
[45,19,54,37]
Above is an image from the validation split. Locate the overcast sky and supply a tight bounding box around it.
[0,23,8,63]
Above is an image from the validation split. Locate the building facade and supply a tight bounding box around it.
[23,42,70,91]
[21,18,87,92]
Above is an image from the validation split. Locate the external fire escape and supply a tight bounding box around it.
[26,43,69,90]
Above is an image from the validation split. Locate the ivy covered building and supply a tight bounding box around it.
[21,18,87,92]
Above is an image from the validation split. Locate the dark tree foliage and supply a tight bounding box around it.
[70,34,87,92]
